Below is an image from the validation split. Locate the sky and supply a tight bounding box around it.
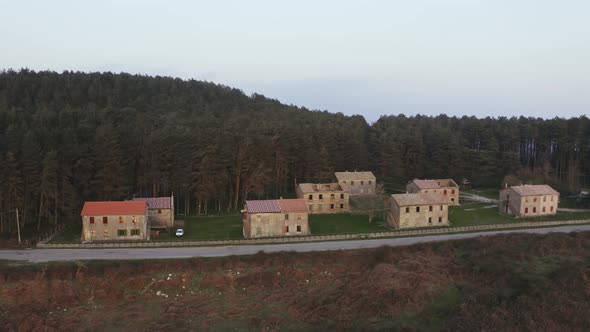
[1,0,589,122]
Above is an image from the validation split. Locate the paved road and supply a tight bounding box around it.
[2,225,589,263]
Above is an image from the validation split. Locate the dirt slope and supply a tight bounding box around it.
[1,232,590,331]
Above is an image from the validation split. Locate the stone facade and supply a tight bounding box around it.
[132,196,174,228]
[407,179,460,205]
[334,171,376,195]
[386,193,450,229]
[242,199,310,239]
[81,201,149,241]
[296,183,350,214]
[242,211,310,238]
[499,185,559,218]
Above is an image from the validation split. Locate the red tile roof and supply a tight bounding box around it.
[278,199,308,213]
[245,200,281,213]
[132,197,172,209]
[245,199,309,213]
[508,185,559,196]
[411,179,441,189]
[81,201,147,216]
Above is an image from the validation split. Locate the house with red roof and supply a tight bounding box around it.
[242,199,310,238]
[132,195,174,228]
[406,178,460,205]
[81,201,149,241]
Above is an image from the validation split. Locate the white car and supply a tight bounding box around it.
[175,229,184,237]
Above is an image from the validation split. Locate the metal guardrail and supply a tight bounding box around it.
[36,219,590,249]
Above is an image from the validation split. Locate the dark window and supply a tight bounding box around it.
[117,229,126,236]
[351,181,355,185]
[451,190,455,194]
[525,208,529,214]
[543,206,546,212]
[284,226,289,233]
[533,207,536,213]
[103,216,108,224]
[550,206,554,212]
[308,194,313,200]
[119,216,124,223]
[158,208,162,214]
[340,193,345,199]
[340,204,344,209]
[444,189,447,195]
[416,206,420,212]
[297,225,302,232]
[89,217,95,224]
[406,207,410,213]
[130,229,140,236]
[319,194,323,200]
[285,214,289,220]
[361,180,364,185]
[440,205,443,211]
[429,206,433,212]
[428,217,432,224]
[438,217,442,223]
[369,180,372,184]
[330,193,335,199]
[330,204,334,209]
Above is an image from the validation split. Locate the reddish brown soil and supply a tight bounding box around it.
[1,232,590,331]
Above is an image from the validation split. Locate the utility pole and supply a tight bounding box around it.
[16,208,21,245]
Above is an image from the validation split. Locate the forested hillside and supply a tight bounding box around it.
[1,70,589,234]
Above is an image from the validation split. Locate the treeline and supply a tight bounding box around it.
[0,70,588,234]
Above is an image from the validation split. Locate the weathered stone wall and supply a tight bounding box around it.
[338,179,376,195]
[147,208,174,228]
[386,197,449,229]
[499,190,559,218]
[82,213,149,241]
[244,212,309,238]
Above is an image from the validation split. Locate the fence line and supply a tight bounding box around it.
[37,219,590,249]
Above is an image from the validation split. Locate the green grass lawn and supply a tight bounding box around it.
[309,213,390,235]
[449,201,590,227]
[156,214,244,241]
[462,188,500,200]
[49,222,82,243]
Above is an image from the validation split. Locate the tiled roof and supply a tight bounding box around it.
[411,179,441,189]
[335,171,376,181]
[245,200,281,213]
[245,199,309,213]
[391,193,449,206]
[278,199,308,213]
[508,185,559,196]
[132,197,172,209]
[81,201,147,216]
[298,183,349,193]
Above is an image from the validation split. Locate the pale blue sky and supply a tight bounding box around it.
[1,0,589,122]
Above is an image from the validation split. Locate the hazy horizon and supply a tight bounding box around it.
[1,0,588,122]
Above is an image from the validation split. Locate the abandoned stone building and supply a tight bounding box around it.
[132,195,174,228]
[406,178,460,205]
[334,171,376,195]
[296,183,351,214]
[81,201,149,241]
[386,193,450,229]
[242,199,310,239]
[499,184,559,218]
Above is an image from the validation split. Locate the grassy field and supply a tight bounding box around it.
[462,188,500,200]
[155,214,244,241]
[309,213,390,235]
[450,201,590,227]
[49,222,82,243]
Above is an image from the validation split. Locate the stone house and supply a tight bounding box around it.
[81,201,149,241]
[242,199,310,239]
[406,179,460,205]
[386,193,450,229]
[499,185,559,218]
[132,195,174,228]
[334,171,376,195]
[296,183,351,214]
